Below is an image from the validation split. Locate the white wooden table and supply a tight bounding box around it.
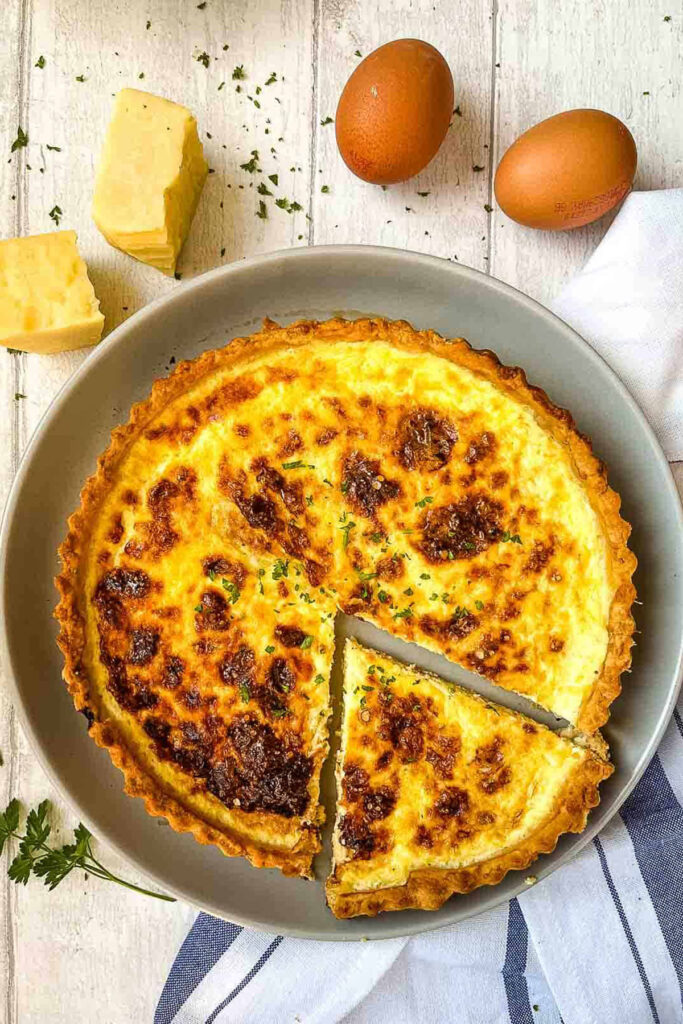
[1,1,681,1020]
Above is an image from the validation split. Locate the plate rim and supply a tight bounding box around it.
[1,243,682,940]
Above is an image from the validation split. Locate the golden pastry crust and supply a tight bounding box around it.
[327,748,609,918]
[55,315,635,882]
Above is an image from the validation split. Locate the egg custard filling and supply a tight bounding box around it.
[56,317,635,900]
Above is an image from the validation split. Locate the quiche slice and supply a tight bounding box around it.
[55,316,634,880]
[326,640,613,918]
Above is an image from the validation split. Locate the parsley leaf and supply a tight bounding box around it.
[339,520,356,549]
[232,64,246,80]
[49,205,62,226]
[35,56,46,69]
[300,635,313,650]
[2,801,174,901]
[221,578,240,604]
[415,495,433,508]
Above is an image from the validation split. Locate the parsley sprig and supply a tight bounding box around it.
[0,799,174,901]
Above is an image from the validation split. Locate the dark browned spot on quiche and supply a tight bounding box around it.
[316,427,338,446]
[253,459,305,517]
[376,750,393,771]
[269,657,295,695]
[274,624,308,648]
[524,540,555,574]
[278,430,303,457]
[378,694,425,762]
[108,515,124,544]
[362,786,396,822]
[343,762,370,802]
[475,737,512,794]
[415,824,433,848]
[549,636,565,652]
[490,470,508,489]
[205,376,262,414]
[234,423,250,437]
[234,490,281,534]
[396,408,458,471]
[160,655,184,689]
[122,489,138,506]
[202,555,247,587]
[342,451,401,519]
[420,609,479,642]
[425,736,460,778]
[419,494,503,562]
[464,431,497,465]
[94,567,151,628]
[522,722,537,734]
[338,813,377,859]
[376,554,404,581]
[434,786,469,817]
[127,627,160,666]
[195,590,231,631]
[218,645,255,688]
[219,716,312,817]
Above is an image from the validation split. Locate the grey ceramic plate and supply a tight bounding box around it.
[2,245,682,940]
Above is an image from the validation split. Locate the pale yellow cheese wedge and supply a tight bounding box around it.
[0,231,104,354]
[92,89,208,275]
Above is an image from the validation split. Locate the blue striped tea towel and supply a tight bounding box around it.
[156,191,683,1024]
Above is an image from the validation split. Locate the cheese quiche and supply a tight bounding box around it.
[327,640,612,918]
[56,316,634,883]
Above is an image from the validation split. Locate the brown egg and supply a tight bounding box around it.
[494,109,637,230]
[335,39,454,185]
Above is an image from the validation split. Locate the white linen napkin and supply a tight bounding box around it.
[553,189,683,461]
[156,190,683,1024]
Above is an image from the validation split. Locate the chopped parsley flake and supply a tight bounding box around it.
[11,127,28,153]
[339,520,356,549]
[258,568,265,594]
[256,200,268,219]
[49,205,63,226]
[265,72,277,85]
[75,74,86,82]
[46,144,61,152]
[239,682,250,703]
[419,572,430,580]
[232,64,246,79]
[320,185,330,193]
[194,604,203,613]
[196,51,210,67]
[35,56,45,69]
[272,558,289,580]
[240,150,261,173]
[475,600,485,611]
[320,116,334,126]
[378,590,390,604]
[265,644,275,654]
[370,532,383,543]
[257,182,272,196]
[393,607,413,620]
[14,393,26,401]
[268,173,279,186]
[300,635,313,650]
[221,578,240,604]
[415,496,433,508]
[282,459,314,470]
[501,532,522,544]
[314,674,324,685]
